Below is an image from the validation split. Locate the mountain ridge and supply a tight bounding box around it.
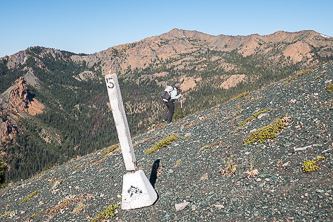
[72,29,332,74]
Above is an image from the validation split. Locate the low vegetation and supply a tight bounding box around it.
[144,134,179,154]
[232,91,251,101]
[71,203,87,215]
[47,197,81,215]
[302,156,325,173]
[103,144,119,155]
[314,74,323,80]
[287,68,314,82]
[91,204,118,222]
[0,211,15,219]
[21,190,40,203]
[30,209,44,219]
[174,159,182,167]
[133,136,156,147]
[216,109,244,124]
[220,155,238,175]
[243,117,287,145]
[199,141,220,151]
[239,108,271,127]
[70,164,82,172]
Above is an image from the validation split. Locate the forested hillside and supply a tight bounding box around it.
[0,29,332,184]
[0,48,119,182]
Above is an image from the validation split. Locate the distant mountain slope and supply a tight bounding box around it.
[0,29,332,183]
[72,29,333,74]
[0,61,332,221]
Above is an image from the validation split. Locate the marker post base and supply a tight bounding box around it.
[121,170,158,209]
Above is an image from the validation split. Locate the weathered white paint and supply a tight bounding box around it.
[105,73,137,171]
[105,73,157,209]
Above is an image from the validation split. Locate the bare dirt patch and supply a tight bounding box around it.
[180,76,202,91]
[26,99,45,115]
[220,74,247,89]
[283,42,312,63]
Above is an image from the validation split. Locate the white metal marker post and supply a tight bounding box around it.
[105,73,157,210]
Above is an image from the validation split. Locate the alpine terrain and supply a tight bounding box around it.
[0,28,332,185]
[0,59,332,221]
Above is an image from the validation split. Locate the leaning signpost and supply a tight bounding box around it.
[105,73,157,210]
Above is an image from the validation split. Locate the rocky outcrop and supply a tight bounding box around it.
[5,50,28,69]
[8,77,30,111]
[8,76,44,116]
[0,76,45,142]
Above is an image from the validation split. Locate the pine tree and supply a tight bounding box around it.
[0,155,5,185]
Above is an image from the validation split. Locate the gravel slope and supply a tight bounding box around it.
[1,62,332,221]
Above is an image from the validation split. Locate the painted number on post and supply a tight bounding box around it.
[106,77,114,89]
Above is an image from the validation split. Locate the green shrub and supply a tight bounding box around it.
[103,144,119,155]
[239,116,255,127]
[317,156,325,161]
[232,91,251,100]
[302,160,319,172]
[302,156,325,173]
[144,134,178,154]
[70,164,81,172]
[239,108,271,127]
[253,108,271,118]
[22,190,40,203]
[0,211,15,218]
[244,118,286,145]
[314,74,323,80]
[92,204,118,222]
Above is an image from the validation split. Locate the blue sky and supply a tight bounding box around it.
[1,0,332,58]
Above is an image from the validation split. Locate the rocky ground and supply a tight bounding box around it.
[0,62,332,221]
